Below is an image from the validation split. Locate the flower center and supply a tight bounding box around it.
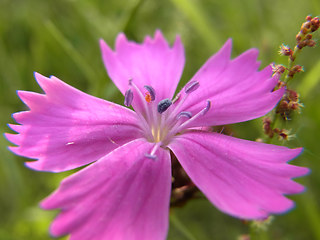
[124,80,210,158]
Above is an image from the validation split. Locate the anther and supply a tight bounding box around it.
[202,100,211,115]
[177,111,192,119]
[184,81,200,94]
[144,85,156,102]
[124,89,133,107]
[145,153,157,160]
[145,142,161,160]
[168,100,212,136]
[157,98,172,114]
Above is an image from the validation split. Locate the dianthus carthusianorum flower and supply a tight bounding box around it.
[6,31,308,240]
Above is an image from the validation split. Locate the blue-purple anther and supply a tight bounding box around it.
[124,89,133,107]
[144,85,156,101]
[144,153,157,160]
[177,111,192,119]
[184,81,200,94]
[202,100,211,115]
[157,99,172,114]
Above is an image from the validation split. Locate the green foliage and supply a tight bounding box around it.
[1,0,319,239]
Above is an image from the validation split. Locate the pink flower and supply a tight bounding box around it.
[6,31,308,240]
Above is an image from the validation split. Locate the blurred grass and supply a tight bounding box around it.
[1,0,320,239]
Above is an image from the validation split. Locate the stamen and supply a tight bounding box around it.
[172,93,181,104]
[184,81,200,94]
[126,80,154,140]
[168,81,200,123]
[129,80,153,122]
[157,98,172,114]
[124,89,133,107]
[144,85,156,102]
[145,154,157,160]
[144,142,161,160]
[171,100,212,134]
[163,111,193,140]
[177,111,192,119]
[145,92,152,103]
[202,100,211,115]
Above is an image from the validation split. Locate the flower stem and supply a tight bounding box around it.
[250,227,269,240]
[284,47,301,84]
[266,45,302,144]
[263,16,320,142]
[249,220,270,240]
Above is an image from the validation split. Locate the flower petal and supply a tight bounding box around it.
[41,139,171,240]
[169,131,309,219]
[175,39,283,126]
[100,30,185,102]
[5,73,143,172]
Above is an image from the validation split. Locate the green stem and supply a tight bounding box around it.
[264,34,307,142]
[250,223,257,240]
[283,46,301,84]
[250,222,270,240]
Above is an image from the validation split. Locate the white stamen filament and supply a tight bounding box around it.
[126,81,154,140]
[166,93,188,123]
[145,142,162,160]
[168,100,211,139]
[130,81,150,120]
[124,80,210,147]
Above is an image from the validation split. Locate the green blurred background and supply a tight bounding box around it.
[1,0,320,239]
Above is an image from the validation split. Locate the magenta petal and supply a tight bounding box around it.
[169,131,309,219]
[100,30,185,101]
[41,139,171,240]
[5,73,143,172]
[178,39,283,126]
